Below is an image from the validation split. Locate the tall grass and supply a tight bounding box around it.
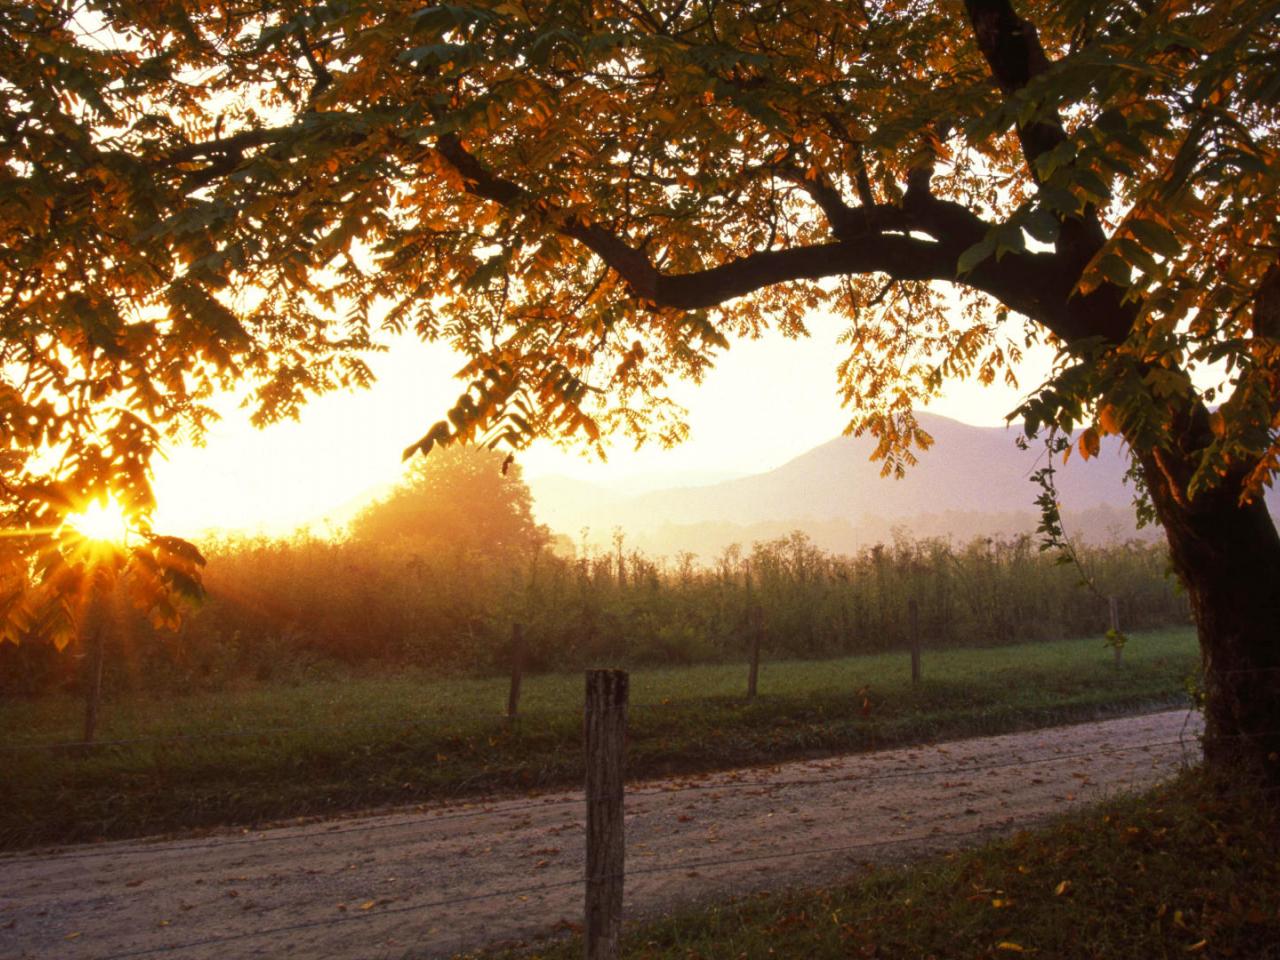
[0,529,1189,697]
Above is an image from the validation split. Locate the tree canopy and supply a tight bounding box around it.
[349,444,547,555]
[4,0,1280,774]
[3,0,1275,484]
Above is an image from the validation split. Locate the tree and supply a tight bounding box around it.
[2,1,1278,779]
[349,444,547,557]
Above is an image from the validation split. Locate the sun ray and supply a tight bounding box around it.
[66,499,131,546]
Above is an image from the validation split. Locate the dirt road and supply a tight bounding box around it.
[0,709,1202,960]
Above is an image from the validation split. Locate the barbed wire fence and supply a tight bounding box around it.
[1,603,1233,758]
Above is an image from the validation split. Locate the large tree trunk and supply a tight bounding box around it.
[1139,445,1280,786]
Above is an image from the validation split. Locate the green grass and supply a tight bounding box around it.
[0,629,1198,851]
[497,773,1280,960]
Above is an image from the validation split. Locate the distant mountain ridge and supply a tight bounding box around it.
[528,411,1279,556]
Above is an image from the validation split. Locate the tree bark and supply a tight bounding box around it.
[1139,446,1280,786]
[964,0,1280,787]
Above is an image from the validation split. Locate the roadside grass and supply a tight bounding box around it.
[497,773,1280,960]
[0,629,1197,851]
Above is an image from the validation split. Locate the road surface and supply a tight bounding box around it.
[0,709,1202,960]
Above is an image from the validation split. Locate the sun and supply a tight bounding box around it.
[66,499,132,546]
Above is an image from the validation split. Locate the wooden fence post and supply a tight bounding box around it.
[747,605,763,699]
[506,622,525,719]
[908,598,921,686]
[585,669,627,960]
[81,623,106,745]
[81,586,110,746]
[1108,596,1123,667]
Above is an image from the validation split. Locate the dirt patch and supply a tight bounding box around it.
[0,709,1203,960]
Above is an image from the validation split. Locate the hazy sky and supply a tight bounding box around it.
[150,309,1055,538]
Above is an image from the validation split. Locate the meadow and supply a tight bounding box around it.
[0,628,1197,850]
[0,529,1190,697]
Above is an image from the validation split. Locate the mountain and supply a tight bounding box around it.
[527,411,1280,557]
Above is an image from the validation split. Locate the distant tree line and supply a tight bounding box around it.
[0,449,1189,696]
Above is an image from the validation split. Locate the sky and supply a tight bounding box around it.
[150,309,1057,539]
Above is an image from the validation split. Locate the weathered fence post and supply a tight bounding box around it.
[908,598,921,686]
[747,605,763,699]
[81,585,110,746]
[585,669,627,960]
[1108,596,1123,667]
[81,622,106,745]
[506,622,525,719]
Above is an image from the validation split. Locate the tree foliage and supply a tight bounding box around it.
[349,444,547,556]
[3,0,1280,771]
[3,0,1276,480]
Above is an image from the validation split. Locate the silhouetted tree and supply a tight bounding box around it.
[349,447,547,559]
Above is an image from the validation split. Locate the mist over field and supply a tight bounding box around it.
[529,411,1280,557]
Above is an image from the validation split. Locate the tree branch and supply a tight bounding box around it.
[167,128,285,164]
[963,0,1108,261]
[295,27,333,102]
[770,164,862,236]
[433,133,1094,338]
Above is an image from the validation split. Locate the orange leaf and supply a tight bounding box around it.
[1098,405,1121,436]
[1078,427,1100,460]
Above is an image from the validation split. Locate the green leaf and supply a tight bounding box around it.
[1036,183,1080,216]
[1115,237,1159,274]
[1073,169,1112,203]
[1128,219,1181,258]
[956,234,997,276]
[995,223,1027,260]
[1098,254,1133,287]
[1022,208,1061,244]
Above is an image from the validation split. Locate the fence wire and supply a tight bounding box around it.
[26,659,1280,754]
[8,728,1209,865]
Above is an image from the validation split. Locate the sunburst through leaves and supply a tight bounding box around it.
[65,499,131,547]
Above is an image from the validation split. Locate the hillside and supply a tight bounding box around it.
[528,411,1279,555]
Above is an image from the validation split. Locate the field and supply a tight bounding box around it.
[1,529,1187,698]
[0,628,1197,851]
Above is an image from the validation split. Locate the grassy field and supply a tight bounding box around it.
[0,629,1198,851]
[495,772,1280,960]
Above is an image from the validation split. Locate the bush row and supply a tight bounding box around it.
[0,529,1189,696]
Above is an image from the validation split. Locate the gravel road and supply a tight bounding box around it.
[0,709,1203,960]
